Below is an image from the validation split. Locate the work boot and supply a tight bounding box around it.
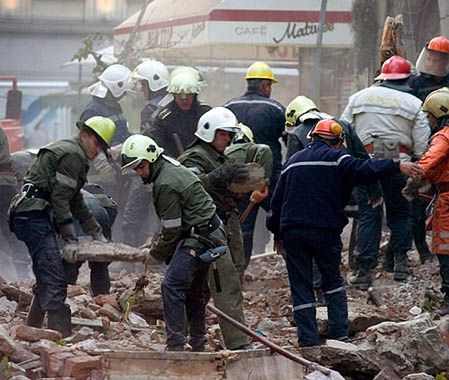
[232,343,254,350]
[393,252,410,282]
[26,296,45,328]
[47,304,72,338]
[418,246,435,264]
[437,294,449,317]
[348,265,372,291]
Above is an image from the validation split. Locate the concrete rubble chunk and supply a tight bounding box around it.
[93,294,120,309]
[98,303,122,322]
[62,355,102,379]
[373,367,401,380]
[30,339,58,355]
[41,347,75,377]
[15,325,62,343]
[401,374,434,380]
[0,330,17,355]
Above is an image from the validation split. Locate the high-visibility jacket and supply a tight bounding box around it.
[419,125,449,254]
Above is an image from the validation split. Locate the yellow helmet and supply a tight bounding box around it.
[422,87,449,118]
[76,116,116,149]
[234,123,254,143]
[245,61,278,83]
[121,134,164,171]
[285,96,319,126]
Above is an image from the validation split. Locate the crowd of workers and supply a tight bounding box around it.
[1,34,449,350]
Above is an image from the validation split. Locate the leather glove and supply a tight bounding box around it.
[59,223,78,244]
[207,161,250,188]
[61,243,79,263]
[142,248,164,266]
[273,239,285,258]
[81,215,106,241]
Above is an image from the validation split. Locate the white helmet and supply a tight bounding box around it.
[132,60,169,92]
[88,64,134,99]
[168,72,200,95]
[195,107,240,143]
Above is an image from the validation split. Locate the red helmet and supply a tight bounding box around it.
[375,55,411,80]
[310,119,344,140]
[428,36,449,54]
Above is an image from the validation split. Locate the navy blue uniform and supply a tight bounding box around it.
[225,90,285,177]
[225,90,286,260]
[80,96,129,146]
[267,141,399,346]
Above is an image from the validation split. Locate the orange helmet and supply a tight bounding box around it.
[428,36,449,54]
[310,119,344,140]
[375,55,411,80]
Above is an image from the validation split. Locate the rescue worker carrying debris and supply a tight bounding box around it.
[121,60,170,249]
[8,116,116,338]
[178,107,253,350]
[285,95,383,291]
[81,64,134,146]
[121,134,227,352]
[225,61,286,261]
[413,88,449,316]
[149,70,211,158]
[266,119,424,347]
[224,124,273,268]
[341,55,430,281]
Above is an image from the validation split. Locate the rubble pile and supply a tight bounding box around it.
[0,245,448,379]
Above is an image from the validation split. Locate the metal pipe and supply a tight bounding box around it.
[206,304,332,376]
[311,0,328,102]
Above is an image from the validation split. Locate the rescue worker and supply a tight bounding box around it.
[149,71,211,158]
[8,116,116,338]
[267,119,424,347]
[224,124,273,268]
[225,61,286,260]
[121,134,227,352]
[132,60,171,135]
[408,36,449,264]
[285,96,383,290]
[410,36,449,101]
[341,55,430,281]
[178,107,252,350]
[0,128,30,279]
[121,60,170,248]
[415,88,449,316]
[81,64,134,146]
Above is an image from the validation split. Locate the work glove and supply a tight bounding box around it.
[61,243,79,263]
[207,160,250,189]
[81,215,107,242]
[141,248,164,266]
[59,223,78,244]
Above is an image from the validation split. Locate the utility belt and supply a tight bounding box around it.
[193,213,222,238]
[364,142,411,158]
[21,182,51,202]
[437,182,449,194]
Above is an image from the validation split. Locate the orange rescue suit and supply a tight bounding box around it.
[419,125,449,255]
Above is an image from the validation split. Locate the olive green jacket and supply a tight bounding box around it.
[225,142,273,180]
[0,127,17,187]
[178,141,237,214]
[14,138,93,227]
[149,155,217,261]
